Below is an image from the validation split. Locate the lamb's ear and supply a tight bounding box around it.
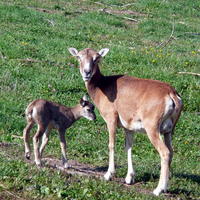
[68,48,79,56]
[82,95,88,101]
[98,48,109,57]
[80,99,86,107]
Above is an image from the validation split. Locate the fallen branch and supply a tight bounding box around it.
[12,135,23,139]
[157,20,176,48]
[17,58,42,63]
[28,7,58,14]
[178,72,200,77]
[45,19,55,26]
[54,165,101,178]
[0,51,6,59]
[177,32,200,38]
[94,1,106,6]
[16,58,64,67]
[0,142,21,147]
[121,3,136,8]
[120,15,138,22]
[94,2,135,8]
[100,8,138,22]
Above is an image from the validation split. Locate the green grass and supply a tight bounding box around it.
[0,0,200,199]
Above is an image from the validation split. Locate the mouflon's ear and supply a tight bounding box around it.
[98,48,109,57]
[68,48,79,56]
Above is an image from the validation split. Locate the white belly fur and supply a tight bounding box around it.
[119,115,173,134]
[119,115,145,133]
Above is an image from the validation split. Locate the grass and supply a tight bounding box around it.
[0,0,200,199]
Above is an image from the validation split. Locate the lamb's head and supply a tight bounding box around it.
[79,95,96,121]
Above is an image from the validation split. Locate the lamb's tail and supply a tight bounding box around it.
[25,102,34,122]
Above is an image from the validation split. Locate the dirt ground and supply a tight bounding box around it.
[0,142,176,199]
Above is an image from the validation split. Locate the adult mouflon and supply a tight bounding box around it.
[68,47,183,196]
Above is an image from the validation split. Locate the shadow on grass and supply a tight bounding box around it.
[169,188,192,197]
[94,164,127,171]
[175,173,200,184]
[92,166,108,172]
[134,172,159,183]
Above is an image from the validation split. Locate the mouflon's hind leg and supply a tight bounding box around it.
[145,126,171,196]
[164,132,173,169]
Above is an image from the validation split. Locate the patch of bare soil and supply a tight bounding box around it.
[0,143,175,198]
[28,7,59,14]
[103,9,147,16]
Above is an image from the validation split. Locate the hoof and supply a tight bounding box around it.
[104,171,114,181]
[153,187,166,196]
[25,153,30,160]
[35,160,42,168]
[125,175,135,185]
[64,163,71,169]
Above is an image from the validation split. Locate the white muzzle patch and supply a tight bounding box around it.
[81,62,92,81]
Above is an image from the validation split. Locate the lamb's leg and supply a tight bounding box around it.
[39,126,51,157]
[33,125,46,167]
[23,121,34,159]
[59,129,69,168]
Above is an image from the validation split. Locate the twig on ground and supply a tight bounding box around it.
[177,32,200,37]
[100,8,138,22]
[178,72,200,77]
[16,58,64,67]
[94,2,106,6]
[17,58,41,63]
[55,165,101,178]
[0,51,6,59]
[12,135,23,139]
[94,2,135,8]
[28,7,57,14]
[46,19,55,26]
[120,15,138,22]
[0,142,21,147]
[157,20,176,48]
[121,3,136,7]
